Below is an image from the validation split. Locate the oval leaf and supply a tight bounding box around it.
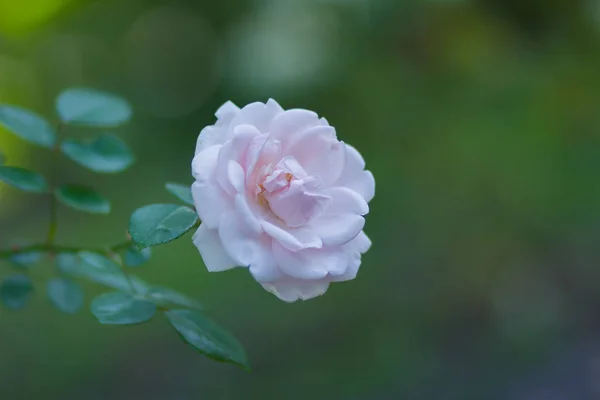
[91,292,156,325]
[147,286,202,310]
[10,251,42,268]
[60,134,134,173]
[55,184,110,214]
[0,105,56,148]
[124,246,151,267]
[165,309,249,369]
[129,204,198,248]
[0,274,33,310]
[47,278,83,314]
[0,166,48,193]
[56,88,132,127]
[165,182,194,206]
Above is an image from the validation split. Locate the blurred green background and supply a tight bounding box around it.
[2,0,600,398]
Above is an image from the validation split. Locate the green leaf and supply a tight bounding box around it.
[129,204,198,248]
[56,252,149,294]
[147,286,202,310]
[54,184,110,214]
[0,166,48,192]
[56,88,132,127]
[60,134,134,173]
[91,292,156,325]
[0,105,56,148]
[124,246,151,267]
[47,278,83,314]
[165,309,249,369]
[0,274,33,310]
[10,251,42,268]
[165,182,194,206]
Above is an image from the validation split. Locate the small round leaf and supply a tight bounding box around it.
[124,246,151,267]
[47,278,84,314]
[0,274,33,310]
[55,184,111,214]
[129,204,198,248]
[0,105,56,148]
[165,309,249,369]
[165,182,194,206]
[60,134,134,173]
[147,286,202,310]
[91,292,156,325]
[56,88,132,127]
[0,166,48,192]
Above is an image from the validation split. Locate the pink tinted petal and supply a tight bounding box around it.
[235,194,262,233]
[336,144,375,202]
[191,145,220,181]
[273,242,347,279]
[271,109,322,142]
[245,134,282,182]
[227,161,246,194]
[330,252,361,282]
[218,211,266,266]
[288,126,345,186]
[216,129,256,195]
[326,187,369,215]
[346,231,372,254]
[215,101,240,119]
[261,220,322,251]
[311,214,365,246]
[267,178,331,227]
[261,279,330,302]
[191,181,233,229]
[192,224,239,272]
[228,101,283,134]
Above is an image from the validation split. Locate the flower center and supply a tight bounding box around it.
[255,156,331,227]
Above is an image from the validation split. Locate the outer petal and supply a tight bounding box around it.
[216,127,257,195]
[195,101,240,154]
[271,109,323,143]
[218,211,268,267]
[288,126,345,186]
[272,242,347,280]
[335,144,375,202]
[310,214,365,246]
[261,279,330,303]
[227,100,283,135]
[326,187,369,215]
[261,220,322,252]
[192,224,239,272]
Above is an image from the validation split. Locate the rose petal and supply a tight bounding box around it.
[192,224,239,272]
[228,161,246,194]
[330,252,361,282]
[191,181,233,229]
[272,242,347,279]
[235,194,262,233]
[326,187,369,215]
[261,220,322,251]
[216,128,256,195]
[228,100,283,135]
[261,279,330,302]
[345,231,372,254]
[191,145,220,181]
[310,214,365,246]
[215,101,240,119]
[271,109,322,142]
[195,102,240,154]
[336,144,375,202]
[219,211,267,267]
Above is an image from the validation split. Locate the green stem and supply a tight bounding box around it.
[46,192,58,245]
[0,240,132,259]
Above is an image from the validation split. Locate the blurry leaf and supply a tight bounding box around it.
[147,286,202,310]
[0,166,48,192]
[10,251,42,268]
[47,277,83,314]
[129,204,198,248]
[54,184,110,214]
[60,134,134,173]
[165,182,194,206]
[91,292,156,325]
[56,88,132,127]
[165,309,249,369]
[0,274,33,310]
[124,246,151,267]
[56,252,149,294]
[0,105,55,148]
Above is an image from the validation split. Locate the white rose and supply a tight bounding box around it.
[191,99,374,302]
